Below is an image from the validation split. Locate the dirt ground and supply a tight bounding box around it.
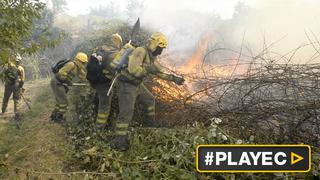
[0,80,49,121]
[0,79,72,179]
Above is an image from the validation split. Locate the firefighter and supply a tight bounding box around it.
[89,33,123,129]
[1,54,25,120]
[112,32,185,151]
[50,52,88,123]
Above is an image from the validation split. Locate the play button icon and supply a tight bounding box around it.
[291,152,304,165]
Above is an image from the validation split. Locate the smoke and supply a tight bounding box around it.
[139,0,320,64]
[141,8,217,58]
[60,0,320,64]
[224,0,320,64]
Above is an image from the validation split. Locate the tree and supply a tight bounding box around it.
[0,0,54,64]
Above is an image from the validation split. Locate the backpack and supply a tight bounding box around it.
[86,55,103,84]
[86,48,115,84]
[4,64,19,84]
[86,43,136,85]
[52,59,71,74]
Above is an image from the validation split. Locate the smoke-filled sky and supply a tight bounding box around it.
[59,0,320,63]
[65,0,248,19]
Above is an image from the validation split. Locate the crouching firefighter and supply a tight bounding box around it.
[112,32,185,151]
[50,52,88,123]
[1,54,25,120]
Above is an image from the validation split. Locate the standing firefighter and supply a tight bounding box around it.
[50,52,88,123]
[1,54,25,120]
[112,32,185,151]
[87,33,123,129]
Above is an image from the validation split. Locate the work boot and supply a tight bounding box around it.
[50,110,58,121]
[111,135,129,151]
[58,113,66,123]
[53,112,65,123]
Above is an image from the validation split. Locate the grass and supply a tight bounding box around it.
[0,80,69,179]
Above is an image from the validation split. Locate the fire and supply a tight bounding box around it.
[179,33,213,74]
[177,33,248,79]
[151,79,188,102]
[153,32,249,99]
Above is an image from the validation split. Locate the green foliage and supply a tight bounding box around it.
[0,0,43,63]
[65,88,320,179]
[73,20,150,56]
[67,115,226,179]
[0,0,63,65]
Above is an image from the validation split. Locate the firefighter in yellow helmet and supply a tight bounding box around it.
[89,33,123,129]
[50,52,88,123]
[111,33,123,49]
[1,54,25,120]
[112,32,185,151]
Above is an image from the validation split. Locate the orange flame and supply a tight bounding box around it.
[179,33,214,73]
[178,33,247,78]
[151,79,188,101]
[154,33,249,98]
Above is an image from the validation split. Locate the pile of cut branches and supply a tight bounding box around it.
[186,46,320,146]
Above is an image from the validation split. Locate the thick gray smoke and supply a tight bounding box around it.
[218,0,320,64]
[134,0,320,64]
[60,0,320,64]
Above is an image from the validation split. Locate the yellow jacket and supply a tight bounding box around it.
[121,47,173,82]
[96,45,120,79]
[3,62,25,84]
[17,65,25,82]
[55,60,86,84]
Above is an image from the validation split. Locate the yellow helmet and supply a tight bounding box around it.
[147,32,168,52]
[111,33,123,49]
[75,52,88,63]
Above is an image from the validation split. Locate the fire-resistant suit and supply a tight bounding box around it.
[93,33,125,127]
[112,32,185,151]
[50,52,88,122]
[1,56,25,119]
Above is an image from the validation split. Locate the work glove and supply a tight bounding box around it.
[172,75,185,85]
[145,64,159,73]
[19,81,24,88]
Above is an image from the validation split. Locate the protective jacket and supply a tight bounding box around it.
[111,32,185,151]
[1,62,25,114]
[3,62,25,85]
[55,60,86,85]
[97,45,120,80]
[118,47,174,85]
[51,59,87,121]
[91,45,119,125]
